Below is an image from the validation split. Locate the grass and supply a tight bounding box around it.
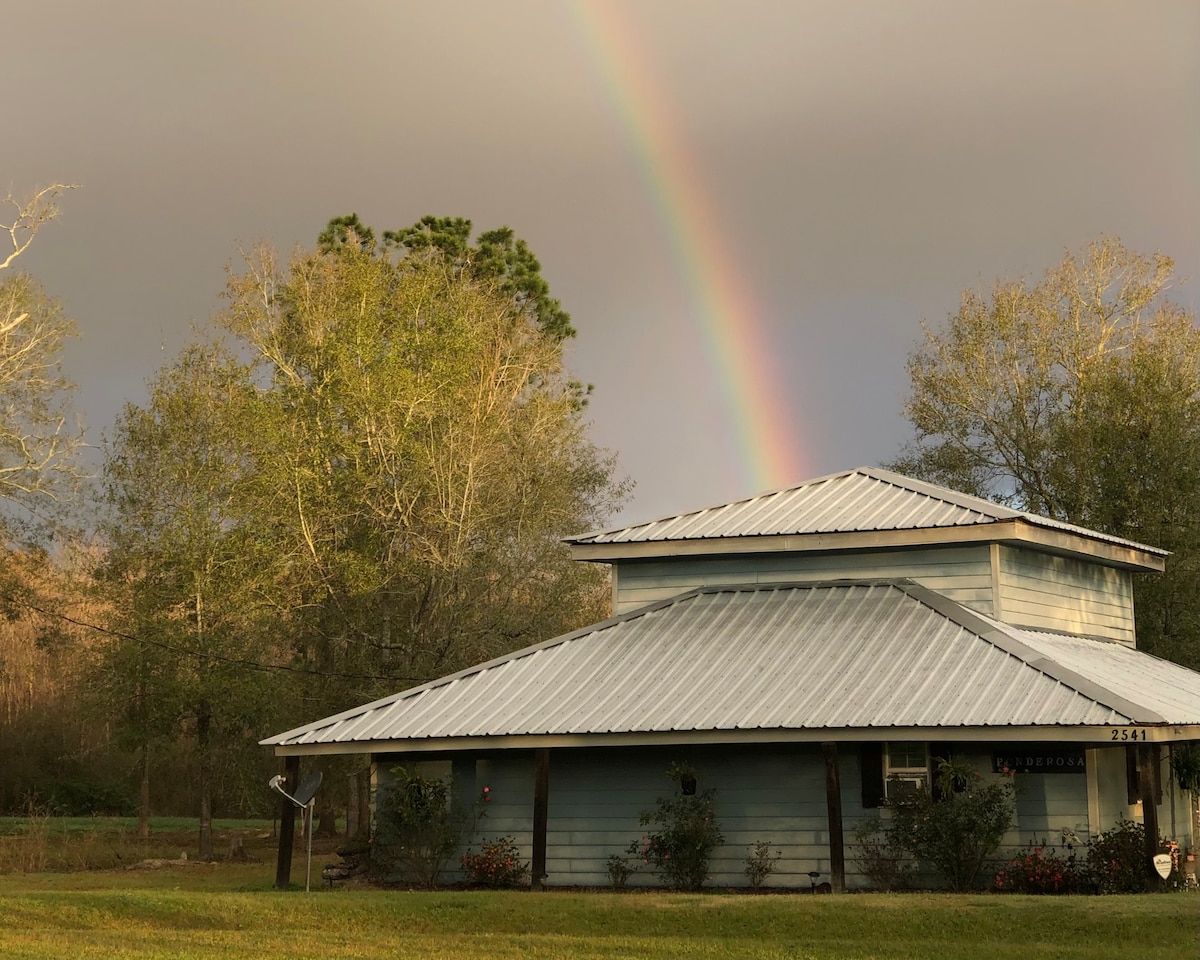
[0,816,289,873]
[0,862,1196,960]
[0,817,274,836]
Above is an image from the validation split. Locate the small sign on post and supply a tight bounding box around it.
[1152,854,1173,880]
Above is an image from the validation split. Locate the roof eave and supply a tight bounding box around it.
[270,722,1200,757]
[570,519,1165,571]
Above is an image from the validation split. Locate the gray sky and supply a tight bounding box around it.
[6,0,1198,525]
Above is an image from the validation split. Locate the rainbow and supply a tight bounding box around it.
[565,0,809,493]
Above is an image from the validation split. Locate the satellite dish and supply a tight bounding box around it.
[292,771,323,807]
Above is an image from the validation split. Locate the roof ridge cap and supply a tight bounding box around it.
[859,466,1022,520]
[564,468,864,543]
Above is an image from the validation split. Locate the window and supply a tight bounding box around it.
[884,742,929,800]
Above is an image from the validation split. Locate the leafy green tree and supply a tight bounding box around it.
[319,213,574,341]
[96,216,623,834]
[220,223,622,723]
[99,342,279,854]
[891,237,1200,668]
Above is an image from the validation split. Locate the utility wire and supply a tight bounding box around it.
[1,591,429,686]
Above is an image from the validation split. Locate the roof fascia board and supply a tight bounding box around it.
[272,723,1200,757]
[899,582,1167,723]
[570,520,1163,570]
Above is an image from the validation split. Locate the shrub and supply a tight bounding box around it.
[874,758,1015,891]
[853,817,912,892]
[372,767,485,887]
[627,763,724,891]
[606,854,636,888]
[743,841,781,889]
[1086,820,1182,893]
[29,778,135,817]
[994,841,1086,894]
[461,835,528,888]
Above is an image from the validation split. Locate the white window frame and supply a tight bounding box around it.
[884,742,930,800]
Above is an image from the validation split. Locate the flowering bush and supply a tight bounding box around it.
[994,842,1085,894]
[626,764,724,891]
[1086,820,1182,893]
[994,823,1185,894]
[461,835,529,888]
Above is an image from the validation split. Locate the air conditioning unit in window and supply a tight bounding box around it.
[885,775,927,800]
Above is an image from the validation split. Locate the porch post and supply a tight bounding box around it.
[274,754,300,889]
[531,748,550,891]
[822,742,845,893]
[1137,743,1161,891]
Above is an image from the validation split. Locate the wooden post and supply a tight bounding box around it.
[531,748,550,891]
[1138,743,1161,891]
[822,742,845,893]
[347,771,360,839]
[274,754,300,890]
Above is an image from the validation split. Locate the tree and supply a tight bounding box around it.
[891,237,1200,668]
[99,342,280,854]
[320,213,575,342]
[94,215,624,836]
[0,184,82,543]
[220,219,623,722]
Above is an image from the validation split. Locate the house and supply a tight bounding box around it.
[261,467,1200,889]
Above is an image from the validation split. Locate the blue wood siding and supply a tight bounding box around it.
[542,745,869,888]
[371,741,1193,889]
[613,547,995,616]
[997,546,1135,644]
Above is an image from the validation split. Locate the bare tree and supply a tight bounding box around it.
[0,184,83,536]
[2,184,76,272]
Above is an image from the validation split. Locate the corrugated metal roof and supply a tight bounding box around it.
[262,581,1200,749]
[1012,629,1200,722]
[566,467,1167,556]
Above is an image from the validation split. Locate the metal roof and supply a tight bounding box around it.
[565,467,1167,556]
[262,580,1200,750]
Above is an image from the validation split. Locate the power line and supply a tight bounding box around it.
[1,591,428,686]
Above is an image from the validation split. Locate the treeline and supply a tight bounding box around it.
[0,200,626,848]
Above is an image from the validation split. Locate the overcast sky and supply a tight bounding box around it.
[6,0,1198,526]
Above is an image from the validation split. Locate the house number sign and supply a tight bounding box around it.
[1110,728,1149,741]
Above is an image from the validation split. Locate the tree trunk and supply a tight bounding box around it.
[316,803,338,838]
[137,741,150,840]
[347,772,360,839]
[197,701,213,861]
[359,768,372,839]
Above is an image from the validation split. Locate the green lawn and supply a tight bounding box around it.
[0,864,1196,960]
[0,817,277,836]
[0,817,286,873]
